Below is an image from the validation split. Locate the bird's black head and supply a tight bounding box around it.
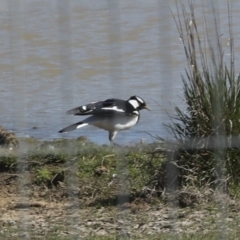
[128,96,150,111]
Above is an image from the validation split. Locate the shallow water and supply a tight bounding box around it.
[0,0,240,144]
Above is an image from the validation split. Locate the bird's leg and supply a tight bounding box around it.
[109,132,122,148]
[109,131,117,143]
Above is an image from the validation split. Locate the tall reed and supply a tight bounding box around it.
[166,1,240,187]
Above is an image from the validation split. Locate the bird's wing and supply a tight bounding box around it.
[66,98,134,116]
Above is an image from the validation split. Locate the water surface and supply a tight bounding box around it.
[0,0,239,144]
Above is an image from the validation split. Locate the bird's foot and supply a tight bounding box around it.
[111,142,123,148]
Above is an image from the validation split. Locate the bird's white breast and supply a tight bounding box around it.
[113,115,139,131]
[84,115,139,132]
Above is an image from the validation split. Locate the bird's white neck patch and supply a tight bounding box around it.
[129,99,140,109]
[135,96,144,104]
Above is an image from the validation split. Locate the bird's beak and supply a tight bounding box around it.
[144,105,151,111]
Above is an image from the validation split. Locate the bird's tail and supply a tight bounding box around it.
[59,122,88,133]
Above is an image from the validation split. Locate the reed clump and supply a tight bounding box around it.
[165,1,240,189]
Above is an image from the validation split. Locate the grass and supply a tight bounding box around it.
[1,228,240,240]
[1,138,240,239]
[0,138,164,203]
[35,168,53,184]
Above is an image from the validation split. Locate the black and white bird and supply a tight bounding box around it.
[59,96,150,143]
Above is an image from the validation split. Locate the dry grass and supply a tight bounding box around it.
[0,126,18,147]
